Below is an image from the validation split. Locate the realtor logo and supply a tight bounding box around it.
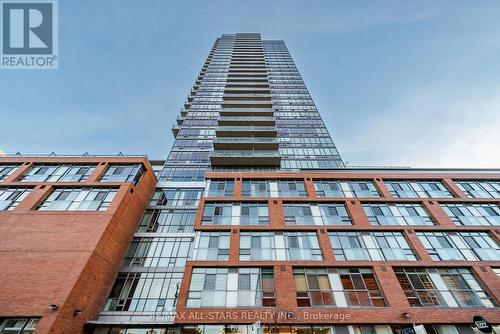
[1,0,58,69]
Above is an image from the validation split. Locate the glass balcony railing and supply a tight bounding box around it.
[216,126,276,132]
[211,150,280,158]
[213,137,278,144]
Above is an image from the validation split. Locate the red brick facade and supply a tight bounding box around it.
[175,172,500,326]
[0,157,156,334]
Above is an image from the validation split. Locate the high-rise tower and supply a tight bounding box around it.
[0,33,498,334]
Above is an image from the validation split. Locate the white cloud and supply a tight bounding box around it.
[342,87,500,168]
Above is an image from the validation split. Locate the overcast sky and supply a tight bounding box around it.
[1,0,499,167]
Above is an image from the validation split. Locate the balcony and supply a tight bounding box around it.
[172,125,179,137]
[218,116,275,126]
[222,101,272,108]
[225,83,269,88]
[223,93,271,99]
[220,108,274,116]
[213,137,278,150]
[226,77,268,82]
[216,126,277,137]
[210,150,281,166]
[224,88,271,94]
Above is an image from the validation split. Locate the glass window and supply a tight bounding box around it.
[123,236,194,268]
[314,180,379,198]
[0,318,39,334]
[417,232,499,261]
[329,231,416,261]
[0,165,19,182]
[239,231,322,261]
[100,164,145,185]
[285,232,323,261]
[293,268,385,308]
[385,180,453,198]
[277,180,307,197]
[149,188,203,208]
[202,202,269,225]
[363,203,434,226]
[242,179,307,197]
[0,187,32,210]
[186,267,275,307]
[18,164,96,182]
[37,187,117,211]
[193,232,230,261]
[394,267,495,307]
[455,180,500,198]
[138,209,196,233]
[441,203,500,226]
[206,180,234,197]
[104,272,183,312]
[284,203,351,226]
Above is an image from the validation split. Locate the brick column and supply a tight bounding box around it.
[88,162,108,182]
[403,230,433,261]
[14,184,51,212]
[234,177,242,198]
[422,200,456,227]
[442,178,467,199]
[304,177,317,198]
[317,229,335,263]
[373,266,411,310]
[229,229,240,262]
[269,199,285,228]
[374,178,392,198]
[274,265,297,311]
[346,200,370,228]
[471,266,500,304]
[4,162,32,182]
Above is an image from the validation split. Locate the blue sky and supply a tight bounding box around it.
[1,0,499,167]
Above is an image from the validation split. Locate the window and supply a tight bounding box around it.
[314,180,379,198]
[0,318,39,334]
[294,268,385,307]
[441,203,500,226]
[193,232,230,261]
[18,164,96,182]
[385,180,453,198]
[206,180,234,197]
[362,203,434,226]
[138,209,196,233]
[277,180,307,197]
[239,231,322,261]
[100,164,145,185]
[123,237,194,268]
[394,267,495,307]
[240,232,276,261]
[0,165,18,182]
[202,202,269,225]
[159,167,206,182]
[242,179,269,197]
[104,272,183,312]
[186,267,275,307]
[241,179,307,197]
[38,187,117,211]
[455,180,500,198]
[417,232,499,261]
[284,203,351,226]
[0,187,31,210]
[149,188,203,207]
[329,231,416,261]
[285,232,323,260]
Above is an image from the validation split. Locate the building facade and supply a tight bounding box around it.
[0,33,499,334]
